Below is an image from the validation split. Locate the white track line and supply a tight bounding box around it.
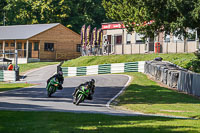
[106,74,132,109]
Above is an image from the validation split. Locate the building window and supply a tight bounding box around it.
[23,43,26,48]
[0,43,2,49]
[136,33,145,43]
[34,42,39,51]
[17,43,22,49]
[11,43,15,47]
[5,43,9,47]
[76,44,81,52]
[114,35,122,44]
[126,33,131,44]
[44,43,54,51]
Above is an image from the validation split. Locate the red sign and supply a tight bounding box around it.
[102,23,125,30]
[102,20,155,30]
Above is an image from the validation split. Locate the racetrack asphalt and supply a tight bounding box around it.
[0,64,143,116]
[0,65,190,118]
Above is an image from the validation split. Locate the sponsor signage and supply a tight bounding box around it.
[85,25,91,46]
[102,23,125,30]
[81,24,85,45]
[102,20,155,30]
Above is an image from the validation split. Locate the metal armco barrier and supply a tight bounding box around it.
[98,64,111,74]
[60,61,145,77]
[0,70,3,81]
[77,67,87,76]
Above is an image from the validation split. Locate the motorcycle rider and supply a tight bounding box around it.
[47,71,64,90]
[72,79,95,100]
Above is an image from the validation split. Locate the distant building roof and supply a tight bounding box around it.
[0,23,60,40]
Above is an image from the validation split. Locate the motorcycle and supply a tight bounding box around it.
[46,78,60,97]
[73,86,90,105]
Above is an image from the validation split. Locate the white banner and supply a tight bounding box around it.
[4,70,16,81]
[111,63,124,73]
[67,67,77,77]
[87,65,98,75]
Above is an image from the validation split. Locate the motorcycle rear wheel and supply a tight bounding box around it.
[47,86,54,97]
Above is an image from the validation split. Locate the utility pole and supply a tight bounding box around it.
[196,28,199,50]
[3,12,6,26]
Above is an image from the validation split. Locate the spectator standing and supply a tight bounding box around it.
[7,62,13,71]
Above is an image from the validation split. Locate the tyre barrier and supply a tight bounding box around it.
[144,61,200,97]
[178,71,200,97]
[144,61,186,88]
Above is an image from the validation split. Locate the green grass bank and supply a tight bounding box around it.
[113,72,200,119]
[62,53,196,70]
[0,111,199,133]
[0,83,33,92]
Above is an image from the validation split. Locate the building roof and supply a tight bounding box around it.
[0,23,60,40]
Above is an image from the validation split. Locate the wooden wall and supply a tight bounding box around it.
[30,24,81,61]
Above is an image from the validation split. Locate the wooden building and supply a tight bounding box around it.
[0,23,81,63]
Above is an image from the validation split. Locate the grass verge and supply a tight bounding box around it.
[113,72,200,119]
[0,111,200,133]
[18,62,59,74]
[62,53,196,69]
[0,83,33,92]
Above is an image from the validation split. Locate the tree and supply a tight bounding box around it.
[0,1,7,25]
[65,0,111,33]
[2,0,110,33]
[102,0,199,40]
[3,0,71,25]
[192,0,200,40]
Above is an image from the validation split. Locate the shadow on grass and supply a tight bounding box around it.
[0,110,199,133]
[119,84,200,104]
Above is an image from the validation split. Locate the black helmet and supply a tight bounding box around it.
[85,81,90,84]
[58,71,63,76]
[90,79,95,85]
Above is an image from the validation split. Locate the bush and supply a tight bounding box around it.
[186,60,200,73]
[194,50,200,59]
[186,50,200,73]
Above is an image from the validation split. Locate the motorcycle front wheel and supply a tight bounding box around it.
[75,94,84,105]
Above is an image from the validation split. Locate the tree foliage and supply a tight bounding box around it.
[0,0,110,33]
[102,0,200,38]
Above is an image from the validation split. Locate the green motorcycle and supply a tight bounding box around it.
[73,86,90,105]
[46,78,60,97]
